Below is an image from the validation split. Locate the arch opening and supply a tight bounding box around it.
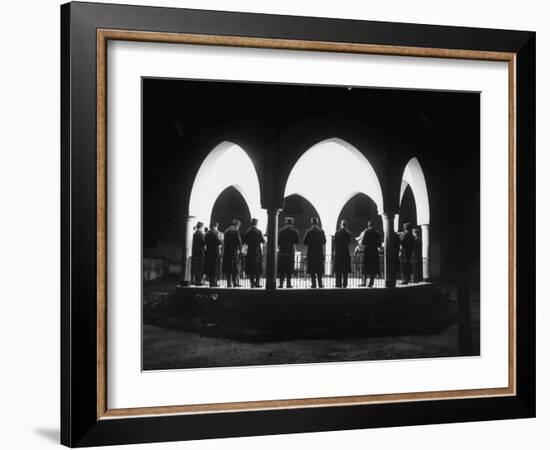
[210,186,252,234]
[399,157,429,226]
[337,192,382,250]
[280,193,323,255]
[399,157,431,280]
[284,138,384,238]
[188,141,266,228]
[397,183,417,230]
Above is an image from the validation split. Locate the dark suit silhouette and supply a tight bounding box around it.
[277,224,300,288]
[243,226,265,287]
[333,227,352,287]
[222,226,242,287]
[191,229,205,285]
[303,225,326,288]
[400,231,415,284]
[361,227,381,287]
[204,229,222,286]
[411,233,423,283]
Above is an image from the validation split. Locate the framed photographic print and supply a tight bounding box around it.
[61,1,536,447]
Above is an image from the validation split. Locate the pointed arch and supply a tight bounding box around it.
[400,157,430,225]
[284,137,384,234]
[188,141,265,228]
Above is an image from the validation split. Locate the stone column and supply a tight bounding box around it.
[179,215,195,285]
[421,224,430,280]
[382,213,396,287]
[393,213,400,232]
[265,208,281,290]
[325,236,333,275]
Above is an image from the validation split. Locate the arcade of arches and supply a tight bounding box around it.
[183,138,431,288]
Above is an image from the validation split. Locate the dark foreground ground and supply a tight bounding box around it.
[142,279,480,370]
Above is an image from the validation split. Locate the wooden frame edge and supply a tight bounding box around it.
[95,28,518,420]
[97,29,108,419]
[97,28,515,61]
[508,55,517,396]
[100,387,515,419]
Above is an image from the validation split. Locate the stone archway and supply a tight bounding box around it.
[189,141,265,228]
[284,138,384,259]
[182,141,265,283]
[398,157,431,279]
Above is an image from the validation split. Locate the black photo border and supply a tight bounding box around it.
[61,2,535,447]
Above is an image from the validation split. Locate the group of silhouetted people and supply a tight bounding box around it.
[191,218,265,288]
[190,216,423,288]
[397,222,423,285]
[278,216,328,289]
[278,216,383,288]
[357,221,424,287]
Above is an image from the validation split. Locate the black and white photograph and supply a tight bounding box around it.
[142,78,480,370]
[0,0,541,447]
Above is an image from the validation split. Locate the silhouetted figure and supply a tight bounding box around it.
[277,217,300,288]
[243,218,265,288]
[303,217,326,288]
[191,221,206,286]
[204,222,223,287]
[333,219,352,288]
[222,219,242,287]
[388,229,400,287]
[399,222,415,285]
[412,227,423,283]
[361,220,381,287]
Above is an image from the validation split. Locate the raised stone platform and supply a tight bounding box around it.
[142,283,452,341]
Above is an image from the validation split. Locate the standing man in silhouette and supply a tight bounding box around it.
[204,221,223,287]
[399,222,415,285]
[411,227,423,283]
[277,217,300,288]
[333,219,352,288]
[303,217,327,288]
[191,221,206,286]
[361,220,381,287]
[243,218,265,288]
[222,219,242,287]
[388,228,401,287]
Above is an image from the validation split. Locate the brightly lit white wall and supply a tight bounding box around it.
[284,138,384,234]
[188,141,266,228]
[400,157,430,225]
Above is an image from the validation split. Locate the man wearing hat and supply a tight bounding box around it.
[360,220,382,287]
[333,219,352,288]
[243,218,265,288]
[303,217,327,288]
[277,217,300,288]
[222,219,243,287]
[204,221,223,287]
[411,227,423,283]
[399,222,416,285]
[191,221,206,286]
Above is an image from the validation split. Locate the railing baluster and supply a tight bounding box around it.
[188,247,409,288]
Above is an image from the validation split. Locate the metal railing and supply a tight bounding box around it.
[185,252,388,288]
